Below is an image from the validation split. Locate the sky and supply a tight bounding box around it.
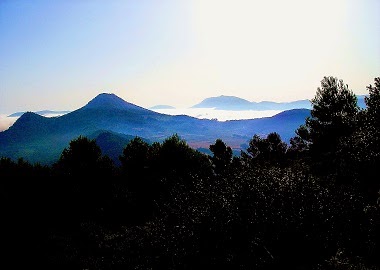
[1,0,379,114]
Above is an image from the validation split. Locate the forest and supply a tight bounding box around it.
[1,76,379,269]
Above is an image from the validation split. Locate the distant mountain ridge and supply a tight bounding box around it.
[191,95,367,110]
[191,95,311,110]
[0,93,310,164]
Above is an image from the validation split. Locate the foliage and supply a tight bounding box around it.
[209,138,233,175]
[296,76,358,150]
[241,132,287,168]
[337,77,380,192]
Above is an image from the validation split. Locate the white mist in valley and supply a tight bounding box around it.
[151,108,283,121]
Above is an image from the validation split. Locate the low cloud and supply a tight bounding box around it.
[151,108,283,121]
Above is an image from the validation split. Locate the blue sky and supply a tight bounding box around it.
[1,0,379,113]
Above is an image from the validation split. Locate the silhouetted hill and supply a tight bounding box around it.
[0,93,310,164]
[219,109,311,146]
[9,112,52,140]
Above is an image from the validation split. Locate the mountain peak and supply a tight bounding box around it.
[16,111,44,122]
[85,93,126,108]
[84,93,149,111]
[9,111,49,132]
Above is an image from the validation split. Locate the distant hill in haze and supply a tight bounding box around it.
[192,96,253,110]
[150,105,176,109]
[191,95,367,111]
[0,93,310,164]
[8,110,71,117]
[191,95,312,110]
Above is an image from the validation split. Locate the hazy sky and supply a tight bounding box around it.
[1,0,379,113]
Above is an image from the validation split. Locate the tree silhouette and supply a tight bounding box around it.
[57,135,102,176]
[338,77,380,189]
[309,76,358,147]
[365,77,380,128]
[243,132,287,165]
[156,134,211,178]
[209,139,232,175]
[293,76,359,175]
[119,136,150,177]
[54,135,114,219]
[288,125,310,159]
[117,136,155,222]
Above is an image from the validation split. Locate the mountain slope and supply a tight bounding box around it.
[0,93,310,164]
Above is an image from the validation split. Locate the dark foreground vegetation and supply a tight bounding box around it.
[1,77,380,269]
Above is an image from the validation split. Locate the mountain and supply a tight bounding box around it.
[250,100,311,111]
[84,93,152,112]
[0,93,310,164]
[192,95,253,110]
[8,110,71,117]
[192,94,367,111]
[150,105,176,109]
[191,95,311,110]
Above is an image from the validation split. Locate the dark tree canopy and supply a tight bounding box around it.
[119,136,150,175]
[338,77,380,189]
[288,125,310,157]
[365,77,380,128]
[307,76,359,150]
[244,132,287,164]
[56,135,102,176]
[209,139,232,175]
[290,76,360,175]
